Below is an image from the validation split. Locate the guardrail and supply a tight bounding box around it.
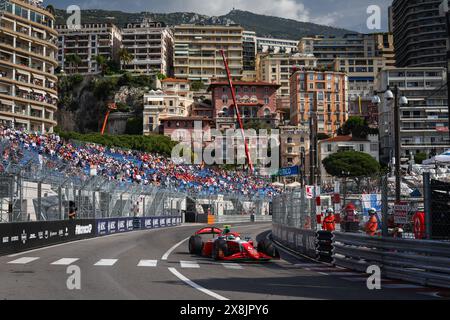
[333,232,450,289]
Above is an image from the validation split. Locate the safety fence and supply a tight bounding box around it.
[271,224,450,288]
[0,216,182,256]
[271,173,450,240]
[333,232,450,289]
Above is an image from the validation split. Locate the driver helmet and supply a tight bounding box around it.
[227,234,236,241]
[326,208,334,215]
[368,208,377,215]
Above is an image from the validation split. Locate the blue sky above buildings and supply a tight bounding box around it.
[44,0,392,32]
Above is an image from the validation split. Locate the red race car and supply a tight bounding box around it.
[188,226,279,262]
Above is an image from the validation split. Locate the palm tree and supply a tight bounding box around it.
[94,55,108,75]
[65,54,82,74]
[118,48,133,70]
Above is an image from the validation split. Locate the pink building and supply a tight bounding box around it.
[160,116,214,145]
[208,81,281,129]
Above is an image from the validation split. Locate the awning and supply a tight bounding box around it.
[0,99,13,106]
[16,85,32,92]
[32,73,45,80]
[32,89,47,95]
[16,69,30,76]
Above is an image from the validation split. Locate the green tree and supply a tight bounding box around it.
[414,152,428,164]
[317,133,330,140]
[157,73,167,81]
[94,55,109,75]
[338,116,370,138]
[322,151,380,188]
[65,54,82,74]
[118,48,134,69]
[191,81,205,92]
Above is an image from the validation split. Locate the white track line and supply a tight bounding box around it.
[8,257,40,264]
[221,263,243,270]
[94,259,118,266]
[168,267,229,301]
[161,237,189,261]
[383,283,425,289]
[137,260,158,267]
[180,261,200,268]
[51,258,79,265]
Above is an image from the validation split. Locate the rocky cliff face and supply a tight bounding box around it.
[56,75,149,133]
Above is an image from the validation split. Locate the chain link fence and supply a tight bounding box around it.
[272,172,450,240]
[0,140,272,223]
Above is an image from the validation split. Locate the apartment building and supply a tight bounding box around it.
[257,37,298,54]
[0,0,58,132]
[121,19,173,75]
[143,78,194,134]
[377,67,450,164]
[318,134,379,183]
[279,125,309,168]
[258,52,318,97]
[56,23,122,74]
[209,81,280,130]
[299,33,395,99]
[242,30,257,81]
[391,0,450,68]
[290,70,349,135]
[173,24,244,84]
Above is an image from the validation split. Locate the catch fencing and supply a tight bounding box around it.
[0,140,271,223]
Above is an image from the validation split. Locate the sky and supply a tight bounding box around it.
[44,0,393,32]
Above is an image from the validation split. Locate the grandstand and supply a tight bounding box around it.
[0,126,281,198]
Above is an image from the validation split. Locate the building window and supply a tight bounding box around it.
[287,137,293,143]
[327,144,332,152]
[360,144,364,152]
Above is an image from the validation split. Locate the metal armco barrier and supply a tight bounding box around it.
[272,223,317,259]
[0,219,96,256]
[333,232,450,289]
[138,216,182,231]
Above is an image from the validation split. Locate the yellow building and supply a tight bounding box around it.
[173,24,243,84]
[0,0,58,132]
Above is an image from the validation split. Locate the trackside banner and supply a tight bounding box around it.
[96,216,182,236]
[272,223,317,258]
[0,219,96,256]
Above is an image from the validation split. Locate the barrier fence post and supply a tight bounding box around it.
[381,174,389,237]
[58,186,63,220]
[423,172,432,240]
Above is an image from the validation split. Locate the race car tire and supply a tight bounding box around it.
[212,239,228,260]
[188,235,203,255]
[258,239,280,259]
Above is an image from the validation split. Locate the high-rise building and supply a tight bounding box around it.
[290,70,349,135]
[56,23,122,74]
[391,0,450,68]
[377,67,450,163]
[256,37,298,54]
[173,24,244,84]
[258,52,317,97]
[279,125,309,169]
[0,0,58,133]
[121,19,173,75]
[242,31,257,81]
[299,33,395,99]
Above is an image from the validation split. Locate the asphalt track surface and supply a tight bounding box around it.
[0,223,446,300]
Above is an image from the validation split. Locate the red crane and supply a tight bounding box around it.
[220,49,254,173]
[100,102,117,135]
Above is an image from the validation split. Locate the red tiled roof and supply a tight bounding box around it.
[161,78,189,83]
[321,135,369,143]
[207,81,281,91]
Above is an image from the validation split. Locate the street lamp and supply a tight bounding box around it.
[372,85,409,202]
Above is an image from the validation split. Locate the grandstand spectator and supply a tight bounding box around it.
[0,125,281,197]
